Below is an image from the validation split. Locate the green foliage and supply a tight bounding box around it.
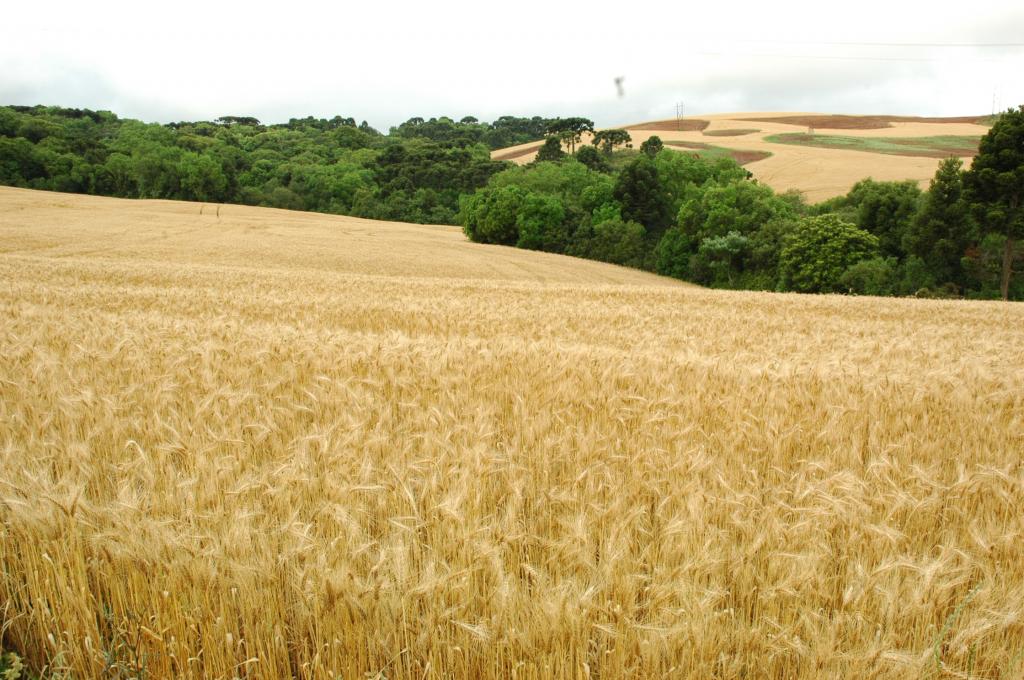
[613,156,672,236]
[690,231,751,288]
[591,129,632,155]
[0,105,511,226]
[571,218,647,268]
[574,146,611,173]
[678,180,795,243]
[653,227,694,280]
[963,105,1024,299]
[1,648,26,680]
[904,157,973,289]
[779,215,880,293]
[640,135,664,158]
[847,178,922,258]
[839,257,898,296]
[515,192,567,252]
[458,185,525,245]
[590,201,622,224]
[535,137,566,163]
[545,117,595,154]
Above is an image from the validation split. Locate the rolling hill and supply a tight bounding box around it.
[1,187,1022,679]
[493,112,990,203]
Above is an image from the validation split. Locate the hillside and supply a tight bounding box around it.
[1,187,1023,679]
[0,187,678,285]
[493,112,990,203]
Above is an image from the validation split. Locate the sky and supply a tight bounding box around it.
[2,0,1022,130]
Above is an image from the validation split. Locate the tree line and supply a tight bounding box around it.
[1,104,1021,299]
[0,106,567,226]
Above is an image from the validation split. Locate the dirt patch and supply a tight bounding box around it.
[492,142,544,161]
[665,141,771,166]
[740,114,987,130]
[625,119,710,132]
[703,129,760,137]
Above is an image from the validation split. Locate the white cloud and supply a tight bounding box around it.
[1,0,1021,127]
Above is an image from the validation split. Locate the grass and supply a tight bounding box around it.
[664,140,772,165]
[763,133,981,158]
[2,188,1024,679]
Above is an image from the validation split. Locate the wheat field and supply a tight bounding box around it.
[1,187,1023,679]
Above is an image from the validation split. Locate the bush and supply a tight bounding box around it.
[458,185,525,245]
[584,218,647,268]
[839,257,897,296]
[779,214,880,293]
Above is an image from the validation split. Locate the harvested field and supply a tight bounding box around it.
[624,118,710,132]
[491,112,991,201]
[3,187,1023,680]
[740,114,989,130]
[702,128,760,137]
[764,133,982,159]
[664,140,772,165]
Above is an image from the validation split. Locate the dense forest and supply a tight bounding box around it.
[0,106,554,225]
[1,104,1021,299]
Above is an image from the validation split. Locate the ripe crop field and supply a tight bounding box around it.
[1,187,1023,679]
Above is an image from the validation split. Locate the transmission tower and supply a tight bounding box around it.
[676,102,685,130]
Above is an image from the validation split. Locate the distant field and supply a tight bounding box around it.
[739,114,989,129]
[702,128,760,137]
[624,118,710,132]
[764,133,982,158]
[491,112,991,202]
[3,187,1022,680]
[664,140,772,165]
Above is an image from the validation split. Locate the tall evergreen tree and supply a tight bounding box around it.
[903,157,973,289]
[964,106,1024,300]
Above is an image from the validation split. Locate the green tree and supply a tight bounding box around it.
[839,257,898,296]
[458,185,525,245]
[678,180,794,243]
[613,156,672,236]
[535,137,566,163]
[574,145,611,173]
[779,214,880,293]
[847,178,922,258]
[578,218,647,268]
[515,192,568,252]
[591,129,632,155]
[653,228,695,279]
[690,231,751,288]
[903,157,973,289]
[963,105,1024,300]
[640,135,664,158]
[546,117,595,154]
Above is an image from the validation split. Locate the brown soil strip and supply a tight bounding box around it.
[703,129,760,137]
[740,114,987,130]
[625,119,710,132]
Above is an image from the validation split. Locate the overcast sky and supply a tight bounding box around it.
[2,1,1022,130]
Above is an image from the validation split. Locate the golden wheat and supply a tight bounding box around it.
[1,187,1022,679]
